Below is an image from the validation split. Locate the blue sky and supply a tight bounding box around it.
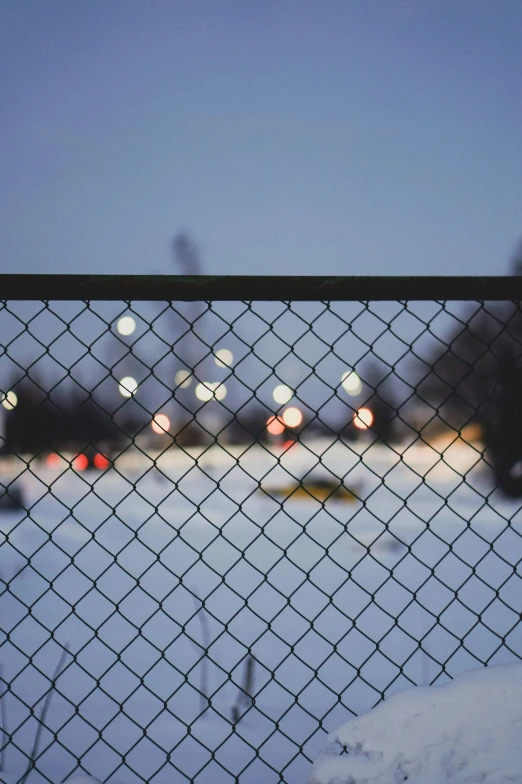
[1,0,521,276]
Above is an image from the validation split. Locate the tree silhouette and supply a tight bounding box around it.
[417,238,522,494]
[360,359,399,444]
[2,373,140,457]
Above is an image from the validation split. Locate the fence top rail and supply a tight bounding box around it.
[1,274,522,301]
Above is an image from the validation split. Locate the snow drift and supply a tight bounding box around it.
[308,663,522,784]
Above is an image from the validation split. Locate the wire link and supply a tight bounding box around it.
[0,293,521,783]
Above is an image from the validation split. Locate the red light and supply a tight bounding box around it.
[46,453,62,469]
[282,439,297,451]
[72,454,89,471]
[93,453,110,470]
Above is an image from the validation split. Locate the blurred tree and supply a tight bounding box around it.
[481,342,522,496]
[169,232,206,430]
[360,359,399,444]
[510,238,522,276]
[1,373,140,457]
[173,233,203,276]
[2,372,50,455]
[417,238,522,494]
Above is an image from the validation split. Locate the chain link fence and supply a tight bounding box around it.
[0,275,521,784]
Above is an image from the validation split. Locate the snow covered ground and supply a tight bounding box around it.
[308,662,522,783]
[0,436,521,784]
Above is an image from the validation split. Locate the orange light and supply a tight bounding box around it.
[93,453,110,470]
[72,454,89,471]
[282,439,297,451]
[282,406,303,428]
[46,453,62,469]
[354,408,374,430]
[267,415,285,435]
[152,413,171,435]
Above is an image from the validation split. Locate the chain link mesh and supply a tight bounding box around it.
[0,293,521,784]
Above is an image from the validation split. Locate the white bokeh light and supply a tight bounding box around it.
[116,316,136,336]
[273,384,293,405]
[214,348,233,368]
[354,407,374,429]
[282,406,303,428]
[151,413,171,434]
[175,369,192,388]
[341,370,362,396]
[1,391,18,410]
[195,382,227,402]
[118,376,138,398]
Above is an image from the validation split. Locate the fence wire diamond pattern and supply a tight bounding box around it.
[0,290,521,784]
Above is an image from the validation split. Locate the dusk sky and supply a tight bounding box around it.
[1,1,521,277]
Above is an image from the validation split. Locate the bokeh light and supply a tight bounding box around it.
[195,382,227,402]
[1,391,18,410]
[354,407,374,430]
[93,453,110,470]
[282,406,303,428]
[214,348,233,368]
[116,316,136,336]
[273,384,293,405]
[214,383,227,401]
[46,453,63,469]
[175,369,192,388]
[118,376,138,398]
[72,454,89,471]
[341,371,362,396]
[266,416,285,435]
[152,413,171,434]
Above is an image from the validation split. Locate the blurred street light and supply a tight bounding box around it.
[116,316,136,336]
[214,348,233,368]
[118,376,138,398]
[195,381,227,402]
[341,370,362,396]
[1,391,18,410]
[267,416,285,435]
[282,407,303,428]
[273,384,293,405]
[152,413,171,434]
[175,369,193,388]
[354,408,374,429]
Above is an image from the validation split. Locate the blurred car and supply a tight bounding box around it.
[262,475,361,503]
[0,481,24,510]
[45,448,113,471]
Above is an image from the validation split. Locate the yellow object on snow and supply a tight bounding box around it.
[263,478,360,503]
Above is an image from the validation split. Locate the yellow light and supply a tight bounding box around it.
[175,369,192,388]
[1,391,18,410]
[214,348,233,368]
[354,408,373,430]
[152,413,171,435]
[117,316,136,336]
[118,376,138,398]
[282,406,303,428]
[273,384,292,405]
[195,382,227,402]
[341,371,362,396]
[267,416,285,435]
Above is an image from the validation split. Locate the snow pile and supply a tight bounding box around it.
[308,664,522,784]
